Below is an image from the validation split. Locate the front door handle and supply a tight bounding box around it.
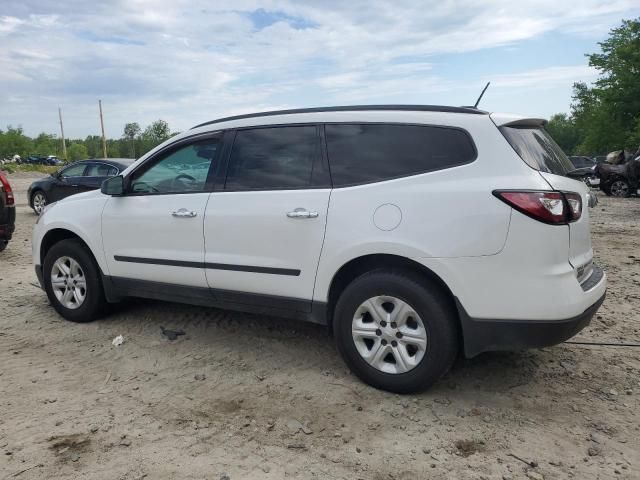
[172,208,197,218]
[287,208,319,219]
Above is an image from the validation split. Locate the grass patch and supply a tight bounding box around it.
[0,163,60,175]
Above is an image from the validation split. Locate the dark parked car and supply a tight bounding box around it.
[595,158,640,197]
[567,156,598,185]
[22,155,64,166]
[0,171,15,251]
[28,158,134,214]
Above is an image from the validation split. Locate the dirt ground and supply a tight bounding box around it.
[1,173,638,480]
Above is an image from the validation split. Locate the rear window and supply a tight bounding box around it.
[500,126,575,175]
[325,124,476,187]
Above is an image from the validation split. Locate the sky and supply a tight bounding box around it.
[1,0,639,138]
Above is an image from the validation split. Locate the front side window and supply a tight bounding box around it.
[60,163,87,178]
[225,126,320,190]
[325,124,477,187]
[130,138,220,194]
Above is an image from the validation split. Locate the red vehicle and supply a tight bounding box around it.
[0,172,16,251]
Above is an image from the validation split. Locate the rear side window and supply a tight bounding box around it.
[500,126,575,175]
[325,124,476,187]
[226,126,321,190]
[85,163,118,177]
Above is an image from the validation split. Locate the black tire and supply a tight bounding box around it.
[609,179,630,198]
[333,269,458,393]
[43,239,106,322]
[31,190,47,215]
[0,241,7,252]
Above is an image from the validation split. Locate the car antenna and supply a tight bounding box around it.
[473,82,490,109]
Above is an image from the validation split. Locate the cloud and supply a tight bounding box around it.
[489,65,599,88]
[0,0,638,136]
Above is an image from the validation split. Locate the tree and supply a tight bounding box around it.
[545,114,582,154]
[139,119,171,156]
[571,18,640,154]
[0,126,33,158]
[123,122,141,157]
[67,143,89,161]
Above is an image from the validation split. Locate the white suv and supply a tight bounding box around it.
[32,105,606,393]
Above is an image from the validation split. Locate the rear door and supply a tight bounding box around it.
[498,122,593,270]
[83,162,120,190]
[204,125,331,309]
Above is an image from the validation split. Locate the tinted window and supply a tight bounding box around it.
[60,163,87,178]
[85,163,118,177]
[500,126,575,175]
[325,124,476,186]
[131,139,219,194]
[226,126,319,190]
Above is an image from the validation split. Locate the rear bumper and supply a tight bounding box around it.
[458,291,605,358]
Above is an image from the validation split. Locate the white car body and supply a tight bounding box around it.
[33,106,606,361]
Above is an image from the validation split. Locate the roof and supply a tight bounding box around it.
[79,158,135,166]
[192,105,488,129]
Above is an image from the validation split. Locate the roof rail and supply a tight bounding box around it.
[191,104,488,129]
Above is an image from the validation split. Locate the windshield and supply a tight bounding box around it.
[500,126,575,176]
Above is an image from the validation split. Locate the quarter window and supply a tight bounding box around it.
[225,126,320,190]
[325,124,476,187]
[130,139,220,194]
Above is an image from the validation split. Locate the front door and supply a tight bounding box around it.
[102,135,222,288]
[204,125,331,308]
[50,162,89,202]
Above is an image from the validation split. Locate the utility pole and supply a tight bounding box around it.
[99,99,107,158]
[58,107,67,160]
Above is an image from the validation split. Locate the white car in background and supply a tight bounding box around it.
[32,105,606,392]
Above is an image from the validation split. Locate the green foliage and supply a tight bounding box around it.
[0,120,177,162]
[67,143,89,161]
[0,126,34,158]
[569,18,640,154]
[545,114,582,154]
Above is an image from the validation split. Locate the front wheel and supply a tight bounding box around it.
[43,239,106,322]
[333,270,458,393]
[609,179,630,197]
[32,191,47,215]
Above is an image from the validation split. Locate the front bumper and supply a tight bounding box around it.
[458,291,606,358]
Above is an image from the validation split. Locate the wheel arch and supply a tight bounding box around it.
[40,228,92,266]
[325,254,461,336]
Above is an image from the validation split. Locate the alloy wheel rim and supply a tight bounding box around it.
[351,295,427,374]
[33,193,46,214]
[51,256,87,309]
[610,181,628,197]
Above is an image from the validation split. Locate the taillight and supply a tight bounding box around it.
[0,173,14,206]
[563,192,582,221]
[493,190,582,224]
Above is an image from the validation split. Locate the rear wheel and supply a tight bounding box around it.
[32,190,47,215]
[43,239,106,322]
[333,270,458,393]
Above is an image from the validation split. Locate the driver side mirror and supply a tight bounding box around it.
[101,175,125,196]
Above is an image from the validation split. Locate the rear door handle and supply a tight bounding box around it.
[172,208,197,218]
[287,208,318,219]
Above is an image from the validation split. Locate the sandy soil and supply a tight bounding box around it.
[1,173,638,480]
